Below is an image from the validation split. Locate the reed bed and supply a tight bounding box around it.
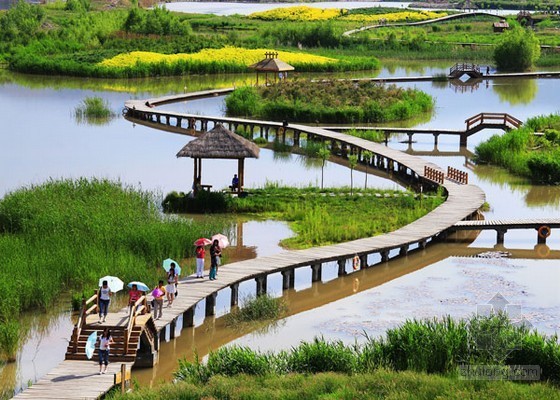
[475,114,560,184]
[0,178,226,361]
[74,96,116,124]
[224,294,287,327]
[169,314,560,387]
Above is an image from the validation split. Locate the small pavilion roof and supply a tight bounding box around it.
[248,52,295,72]
[176,123,260,159]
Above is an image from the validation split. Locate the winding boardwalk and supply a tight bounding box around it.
[14,90,486,399]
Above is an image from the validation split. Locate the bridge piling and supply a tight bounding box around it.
[311,263,322,282]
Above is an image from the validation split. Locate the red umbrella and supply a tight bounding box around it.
[194,238,212,246]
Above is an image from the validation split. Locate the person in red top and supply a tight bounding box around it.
[195,245,205,278]
[128,284,142,313]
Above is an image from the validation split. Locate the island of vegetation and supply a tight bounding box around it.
[225,80,434,124]
[475,114,560,184]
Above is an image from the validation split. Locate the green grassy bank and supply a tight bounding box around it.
[475,114,560,184]
[0,178,226,362]
[107,314,560,399]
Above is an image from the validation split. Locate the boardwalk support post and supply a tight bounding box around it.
[380,250,390,262]
[183,307,194,328]
[281,270,294,290]
[256,275,267,296]
[169,319,176,339]
[230,283,239,307]
[205,293,217,316]
[399,245,409,256]
[497,229,507,244]
[337,259,346,276]
[359,255,368,269]
[311,263,322,282]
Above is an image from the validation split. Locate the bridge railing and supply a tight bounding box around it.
[124,295,149,356]
[465,112,522,131]
[447,166,468,184]
[70,291,99,354]
[450,63,480,75]
[424,166,445,184]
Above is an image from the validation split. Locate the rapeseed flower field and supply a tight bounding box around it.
[99,47,338,69]
[342,11,447,23]
[249,6,345,21]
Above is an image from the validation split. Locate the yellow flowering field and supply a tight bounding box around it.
[98,47,338,69]
[248,6,345,21]
[342,11,447,24]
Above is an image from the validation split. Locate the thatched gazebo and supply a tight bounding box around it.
[176,123,260,193]
[249,52,295,86]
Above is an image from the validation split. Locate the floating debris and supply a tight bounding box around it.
[476,251,512,258]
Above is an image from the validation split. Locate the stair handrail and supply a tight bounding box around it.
[123,295,147,355]
[71,291,99,353]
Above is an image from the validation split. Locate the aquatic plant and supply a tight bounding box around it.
[74,96,116,124]
[224,294,287,327]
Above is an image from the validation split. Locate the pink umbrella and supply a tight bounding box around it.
[211,233,229,249]
[194,238,212,246]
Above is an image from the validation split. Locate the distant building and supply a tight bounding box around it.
[493,20,510,33]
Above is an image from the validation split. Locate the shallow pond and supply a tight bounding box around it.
[2,62,559,394]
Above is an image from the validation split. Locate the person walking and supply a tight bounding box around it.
[195,245,205,278]
[152,280,166,320]
[166,267,178,307]
[209,239,221,280]
[98,280,112,324]
[128,284,141,314]
[98,328,114,374]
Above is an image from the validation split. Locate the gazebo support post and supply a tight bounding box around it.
[238,158,245,192]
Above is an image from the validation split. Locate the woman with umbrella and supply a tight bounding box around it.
[98,280,112,324]
[166,265,178,307]
[209,239,221,280]
[98,328,114,374]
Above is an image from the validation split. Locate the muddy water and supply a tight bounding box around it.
[2,65,560,394]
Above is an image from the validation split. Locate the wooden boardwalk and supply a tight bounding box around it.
[13,361,132,399]
[14,90,487,399]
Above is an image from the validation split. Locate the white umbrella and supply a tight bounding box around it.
[98,275,124,293]
[211,233,229,249]
[85,331,97,360]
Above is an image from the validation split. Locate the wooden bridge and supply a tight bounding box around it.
[320,112,522,147]
[449,218,560,245]
[15,89,489,399]
[448,63,484,80]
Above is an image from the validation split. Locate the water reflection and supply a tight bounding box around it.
[493,78,538,105]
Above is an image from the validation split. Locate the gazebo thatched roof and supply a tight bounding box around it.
[248,52,295,72]
[176,123,260,159]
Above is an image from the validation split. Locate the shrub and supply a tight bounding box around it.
[162,190,230,213]
[494,27,541,71]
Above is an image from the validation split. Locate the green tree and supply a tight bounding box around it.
[494,27,541,72]
[0,0,45,45]
[348,153,359,196]
[318,146,331,190]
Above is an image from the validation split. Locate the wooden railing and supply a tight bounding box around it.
[123,295,148,355]
[424,166,444,184]
[71,291,99,353]
[450,63,480,75]
[447,166,468,185]
[465,112,523,131]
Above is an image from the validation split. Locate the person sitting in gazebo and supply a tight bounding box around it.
[230,174,239,192]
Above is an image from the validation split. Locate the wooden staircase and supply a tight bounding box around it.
[65,325,139,362]
[65,293,155,364]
